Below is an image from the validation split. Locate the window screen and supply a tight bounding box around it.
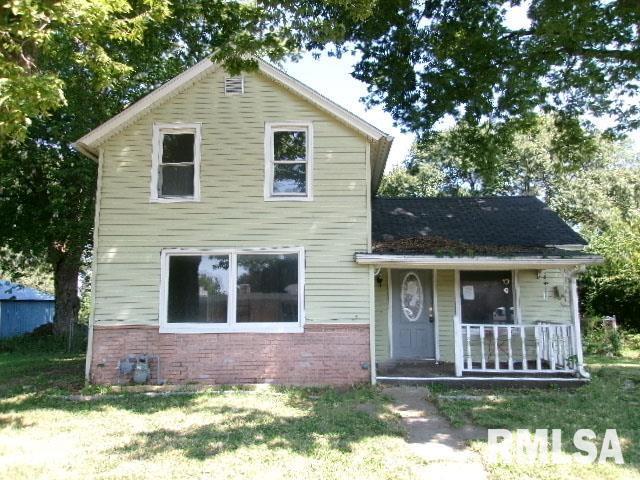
[159,133,195,197]
[460,271,514,324]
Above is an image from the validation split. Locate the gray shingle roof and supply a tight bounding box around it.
[372,196,586,252]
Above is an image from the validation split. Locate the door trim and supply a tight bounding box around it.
[388,268,437,360]
[387,268,393,359]
[433,269,440,361]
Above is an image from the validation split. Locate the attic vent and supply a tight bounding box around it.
[224,76,244,95]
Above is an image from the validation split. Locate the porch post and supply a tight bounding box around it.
[569,271,590,378]
[454,269,463,376]
[369,265,377,385]
[454,315,463,376]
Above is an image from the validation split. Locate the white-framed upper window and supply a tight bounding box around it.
[151,123,201,202]
[159,247,305,333]
[264,122,313,201]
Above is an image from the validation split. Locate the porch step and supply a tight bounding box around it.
[376,375,589,389]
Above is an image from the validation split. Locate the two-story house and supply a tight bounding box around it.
[75,58,601,386]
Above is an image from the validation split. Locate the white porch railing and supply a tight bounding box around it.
[457,323,579,374]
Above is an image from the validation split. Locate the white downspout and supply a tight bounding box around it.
[569,266,590,379]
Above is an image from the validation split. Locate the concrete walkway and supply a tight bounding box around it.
[384,386,488,479]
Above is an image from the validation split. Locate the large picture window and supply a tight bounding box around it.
[460,271,515,324]
[151,123,201,202]
[264,122,313,201]
[160,248,304,333]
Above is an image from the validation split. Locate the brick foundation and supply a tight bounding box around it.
[90,324,371,386]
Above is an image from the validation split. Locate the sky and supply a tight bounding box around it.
[283,55,414,170]
[281,3,639,172]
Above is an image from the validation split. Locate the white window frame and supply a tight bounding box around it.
[159,246,305,333]
[264,121,314,201]
[151,123,202,202]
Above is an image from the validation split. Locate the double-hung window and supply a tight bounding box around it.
[151,123,201,201]
[264,122,313,200]
[160,247,304,333]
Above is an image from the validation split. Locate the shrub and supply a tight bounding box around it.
[0,326,87,354]
[624,333,640,352]
[583,317,623,356]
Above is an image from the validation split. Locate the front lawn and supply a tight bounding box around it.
[0,347,419,480]
[430,354,640,479]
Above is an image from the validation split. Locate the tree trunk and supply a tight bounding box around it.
[53,254,80,337]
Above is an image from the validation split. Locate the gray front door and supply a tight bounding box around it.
[391,269,435,359]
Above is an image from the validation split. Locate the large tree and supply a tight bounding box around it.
[379,115,615,199]
[336,0,640,139]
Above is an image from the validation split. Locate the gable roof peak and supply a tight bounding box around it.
[74,56,392,155]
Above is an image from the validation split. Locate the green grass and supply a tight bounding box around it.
[430,354,640,479]
[0,343,422,480]
[4,336,639,479]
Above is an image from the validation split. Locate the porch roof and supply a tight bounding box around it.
[372,196,586,249]
[362,196,603,267]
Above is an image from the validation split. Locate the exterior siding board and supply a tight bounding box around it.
[374,269,390,362]
[518,269,572,324]
[436,270,456,363]
[94,69,370,328]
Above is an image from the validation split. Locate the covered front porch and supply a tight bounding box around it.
[363,196,603,383]
[360,258,600,383]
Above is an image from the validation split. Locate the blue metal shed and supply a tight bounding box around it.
[0,280,55,338]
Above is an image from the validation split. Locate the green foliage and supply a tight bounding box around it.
[378,162,445,197]
[580,214,640,327]
[551,165,640,230]
[334,0,640,139]
[0,329,87,355]
[0,248,53,294]
[0,0,380,140]
[0,0,171,140]
[400,115,613,198]
[583,318,623,357]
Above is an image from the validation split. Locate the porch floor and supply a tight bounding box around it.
[377,360,457,378]
[376,360,587,387]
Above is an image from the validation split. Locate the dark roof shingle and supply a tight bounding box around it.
[372,197,586,253]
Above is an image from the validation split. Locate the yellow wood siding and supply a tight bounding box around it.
[94,69,370,326]
[436,270,456,362]
[374,269,389,362]
[517,269,572,324]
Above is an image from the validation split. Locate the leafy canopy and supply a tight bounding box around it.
[325,0,640,138]
[379,115,615,198]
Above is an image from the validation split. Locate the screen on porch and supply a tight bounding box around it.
[460,271,514,324]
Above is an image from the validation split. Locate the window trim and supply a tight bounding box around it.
[264,121,314,201]
[159,246,305,333]
[150,123,202,203]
